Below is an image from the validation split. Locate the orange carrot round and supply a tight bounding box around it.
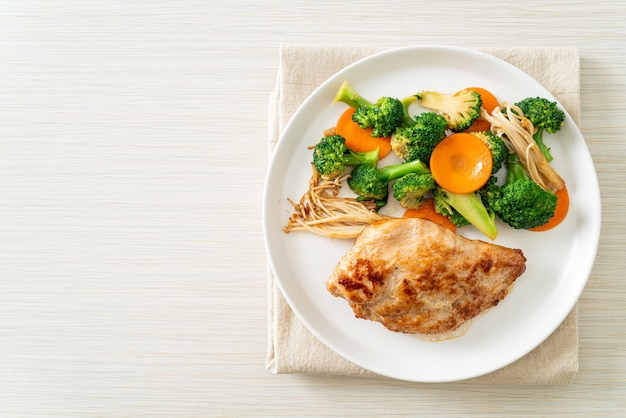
[430,132,492,194]
[335,108,392,158]
[403,198,457,233]
[530,185,570,232]
[462,87,500,133]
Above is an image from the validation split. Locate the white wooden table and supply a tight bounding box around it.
[1,1,625,415]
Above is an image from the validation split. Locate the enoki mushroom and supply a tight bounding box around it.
[481,105,565,192]
[284,165,390,239]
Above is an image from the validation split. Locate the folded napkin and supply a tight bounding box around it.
[267,44,581,385]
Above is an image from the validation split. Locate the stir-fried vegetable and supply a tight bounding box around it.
[284,82,569,239]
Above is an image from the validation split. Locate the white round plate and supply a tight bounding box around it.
[262,45,601,382]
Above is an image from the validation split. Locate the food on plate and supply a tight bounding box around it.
[402,197,457,233]
[335,108,393,158]
[514,96,566,163]
[480,153,558,230]
[468,131,508,174]
[283,166,390,239]
[429,132,493,194]
[283,82,569,238]
[413,89,483,132]
[480,104,565,192]
[529,185,570,232]
[462,87,500,133]
[333,81,407,138]
[432,185,498,240]
[312,134,379,181]
[390,111,448,164]
[326,218,527,335]
[347,159,430,206]
[392,172,436,209]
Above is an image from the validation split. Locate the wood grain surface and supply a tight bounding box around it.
[1,1,625,415]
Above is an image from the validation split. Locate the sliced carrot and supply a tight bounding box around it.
[430,132,492,194]
[403,198,457,233]
[335,108,392,158]
[461,87,500,133]
[530,185,570,232]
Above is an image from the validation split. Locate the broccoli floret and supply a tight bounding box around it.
[347,159,430,205]
[417,89,482,132]
[483,153,557,230]
[477,175,501,207]
[312,134,379,180]
[333,81,405,138]
[514,97,565,162]
[351,98,405,138]
[433,186,498,240]
[469,131,508,174]
[392,172,436,209]
[390,111,448,164]
[433,194,471,227]
[347,164,389,202]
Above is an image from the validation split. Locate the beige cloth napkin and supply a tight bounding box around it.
[267,44,581,385]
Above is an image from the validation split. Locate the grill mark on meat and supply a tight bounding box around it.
[402,279,417,297]
[336,258,386,303]
[479,257,494,273]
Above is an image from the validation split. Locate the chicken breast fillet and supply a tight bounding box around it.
[326,218,526,335]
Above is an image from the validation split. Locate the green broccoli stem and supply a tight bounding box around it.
[343,148,380,168]
[333,81,374,109]
[400,95,419,127]
[533,129,554,162]
[377,159,430,182]
[440,190,498,240]
[505,153,528,184]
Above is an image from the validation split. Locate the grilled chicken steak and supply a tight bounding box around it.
[326,218,526,335]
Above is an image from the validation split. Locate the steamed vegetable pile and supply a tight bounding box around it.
[284,81,570,239]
